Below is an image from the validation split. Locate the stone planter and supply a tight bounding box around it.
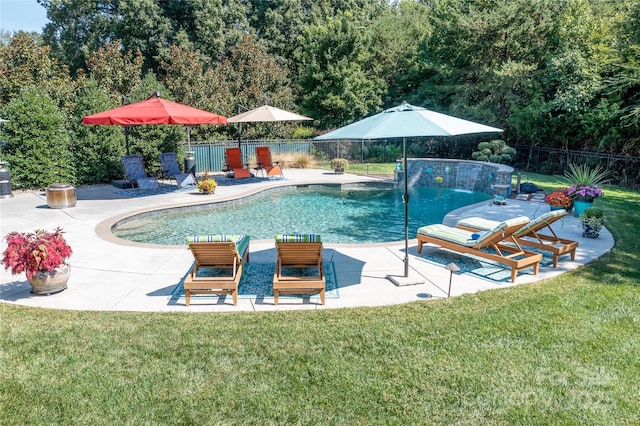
[27,263,71,295]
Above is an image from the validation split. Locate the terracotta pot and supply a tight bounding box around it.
[27,263,70,295]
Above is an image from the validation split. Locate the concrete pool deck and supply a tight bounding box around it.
[0,168,613,312]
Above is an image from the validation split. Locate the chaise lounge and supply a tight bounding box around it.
[184,234,250,306]
[417,216,543,283]
[273,234,325,305]
[223,147,251,179]
[121,155,159,190]
[457,209,578,268]
[159,152,196,188]
[254,146,284,179]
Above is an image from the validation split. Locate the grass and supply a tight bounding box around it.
[1,171,639,424]
[315,161,395,176]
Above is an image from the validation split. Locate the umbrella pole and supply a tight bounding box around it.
[124,125,130,155]
[236,104,243,150]
[185,126,196,177]
[403,137,409,277]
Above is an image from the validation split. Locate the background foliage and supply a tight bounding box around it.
[1,0,639,188]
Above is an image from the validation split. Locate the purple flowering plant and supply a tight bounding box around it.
[563,164,609,202]
[566,184,603,201]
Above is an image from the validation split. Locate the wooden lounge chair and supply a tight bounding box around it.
[223,147,251,179]
[254,146,284,178]
[184,235,250,306]
[273,234,325,305]
[457,209,578,268]
[159,152,195,188]
[417,216,543,283]
[121,155,159,190]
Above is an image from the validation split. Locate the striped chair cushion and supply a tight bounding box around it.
[275,233,322,243]
[186,234,250,257]
[458,215,529,231]
[418,222,505,247]
[513,209,566,237]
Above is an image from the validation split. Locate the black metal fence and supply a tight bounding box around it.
[512,144,640,189]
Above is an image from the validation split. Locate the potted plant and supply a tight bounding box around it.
[545,187,573,212]
[331,158,349,174]
[563,164,609,216]
[197,170,217,194]
[580,207,605,238]
[1,227,72,294]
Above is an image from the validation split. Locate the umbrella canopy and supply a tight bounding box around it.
[227,104,312,123]
[226,103,312,151]
[314,101,502,140]
[313,101,503,279]
[83,92,227,126]
[83,92,227,153]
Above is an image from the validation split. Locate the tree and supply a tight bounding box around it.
[68,77,126,184]
[209,35,298,140]
[40,0,121,75]
[158,45,228,142]
[0,33,72,108]
[86,41,143,99]
[298,13,384,128]
[366,2,433,106]
[0,86,74,189]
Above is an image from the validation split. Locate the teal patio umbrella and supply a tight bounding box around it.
[314,101,503,278]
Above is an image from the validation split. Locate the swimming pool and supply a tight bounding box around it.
[112,184,491,245]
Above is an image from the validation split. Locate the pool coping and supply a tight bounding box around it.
[96,179,403,249]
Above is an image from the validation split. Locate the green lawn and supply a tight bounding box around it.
[1,171,639,424]
[314,161,395,176]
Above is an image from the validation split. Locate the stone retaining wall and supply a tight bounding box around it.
[395,158,513,198]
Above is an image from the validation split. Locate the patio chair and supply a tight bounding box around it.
[121,155,159,190]
[159,152,195,188]
[273,234,325,305]
[254,146,284,178]
[184,235,250,306]
[457,209,578,268]
[417,216,542,283]
[223,147,251,179]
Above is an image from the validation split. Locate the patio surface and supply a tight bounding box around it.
[0,168,613,312]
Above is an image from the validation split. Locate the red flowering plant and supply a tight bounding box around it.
[1,227,72,279]
[545,188,573,209]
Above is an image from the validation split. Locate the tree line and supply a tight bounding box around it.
[1,0,639,188]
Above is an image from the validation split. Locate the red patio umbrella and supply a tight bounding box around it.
[83,92,227,153]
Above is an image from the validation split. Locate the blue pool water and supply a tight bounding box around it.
[113,184,491,245]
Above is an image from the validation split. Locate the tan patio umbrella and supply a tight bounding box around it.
[226,103,312,149]
[227,104,312,123]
